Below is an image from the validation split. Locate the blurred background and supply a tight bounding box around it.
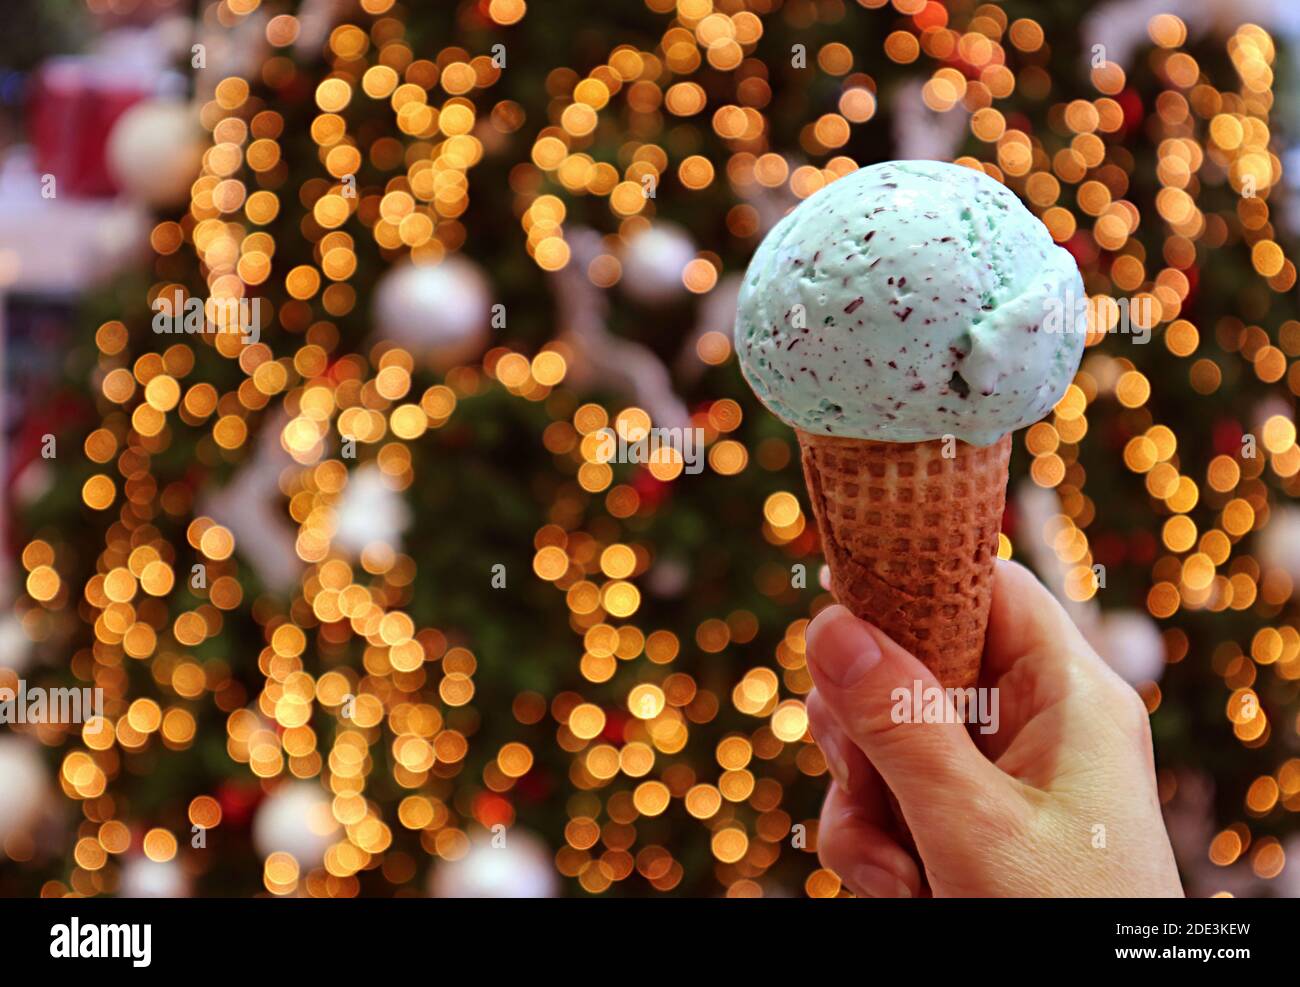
[1,0,1299,898]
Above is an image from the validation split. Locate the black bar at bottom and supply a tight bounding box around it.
[0,896,1281,975]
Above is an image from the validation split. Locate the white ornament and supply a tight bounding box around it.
[428,830,558,898]
[1019,483,1169,684]
[1259,505,1300,590]
[119,855,189,898]
[1252,397,1292,438]
[676,272,741,384]
[373,257,490,371]
[1275,835,1300,898]
[1014,482,1097,629]
[1284,147,1300,235]
[1082,0,1297,72]
[252,783,338,867]
[0,614,34,676]
[1093,609,1166,685]
[106,99,203,208]
[203,412,302,594]
[1081,353,1123,397]
[0,737,47,842]
[620,223,695,304]
[553,227,690,430]
[333,465,411,557]
[892,78,968,162]
[737,175,798,238]
[647,557,689,598]
[294,0,347,57]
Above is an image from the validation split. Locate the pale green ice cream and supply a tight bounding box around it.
[734,160,1085,446]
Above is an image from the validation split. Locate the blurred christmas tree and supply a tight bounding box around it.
[5,0,1300,898]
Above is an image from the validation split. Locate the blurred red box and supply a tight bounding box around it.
[26,56,157,199]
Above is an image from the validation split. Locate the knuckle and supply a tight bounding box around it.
[1114,684,1151,738]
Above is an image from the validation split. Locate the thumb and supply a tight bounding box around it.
[805,604,1016,835]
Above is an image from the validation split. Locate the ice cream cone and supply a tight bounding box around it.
[796,430,1012,690]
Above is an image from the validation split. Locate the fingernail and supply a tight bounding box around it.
[819,732,851,791]
[808,608,882,689]
[851,864,912,899]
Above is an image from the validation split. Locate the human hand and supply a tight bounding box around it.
[805,559,1184,898]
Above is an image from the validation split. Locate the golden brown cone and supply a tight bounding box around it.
[796,430,1012,690]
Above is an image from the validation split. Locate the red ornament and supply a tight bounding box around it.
[1213,420,1244,457]
[1180,263,1199,309]
[789,525,819,557]
[1093,531,1127,568]
[8,390,88,487]
[216,781,261,828]
[1117,88,1144,136]
[472,792,515,829]
[1006,112,1034,135]
[601,709,630,744]
[1064,231,1099,268]
[632,467,670,510]
[1130,530,1158,567]
[515,768,553,803]
[913,2,948,32]
[275,73,313,105]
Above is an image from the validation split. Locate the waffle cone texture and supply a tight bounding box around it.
[797,430,1012,690]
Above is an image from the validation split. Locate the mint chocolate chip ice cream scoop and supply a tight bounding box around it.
[734,160,1085,446]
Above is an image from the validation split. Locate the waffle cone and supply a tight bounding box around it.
[797,430,1012,690]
